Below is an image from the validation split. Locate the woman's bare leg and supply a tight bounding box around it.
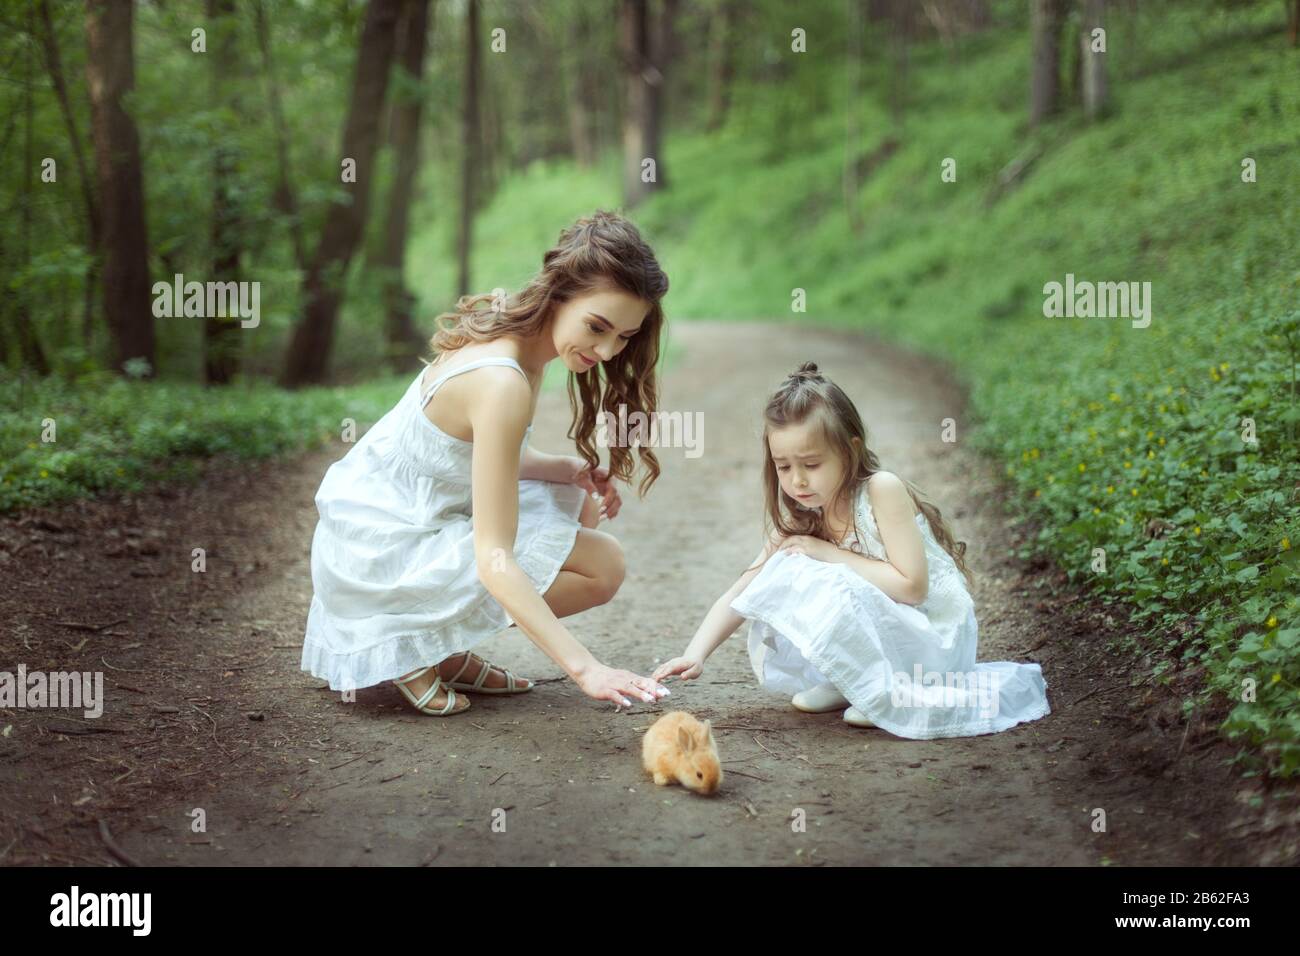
[392,494,625,706]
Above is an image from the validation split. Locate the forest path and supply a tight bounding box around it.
[1,321,1262,866]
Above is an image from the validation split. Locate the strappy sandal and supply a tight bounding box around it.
[442,651,533,695]
[393,666,469,715]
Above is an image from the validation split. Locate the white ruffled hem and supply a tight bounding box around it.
[730,550,1051,740]
[301,479,589,691]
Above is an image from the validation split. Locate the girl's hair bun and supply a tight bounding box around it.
[790,361,820,380]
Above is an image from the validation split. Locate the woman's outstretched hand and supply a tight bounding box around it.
[574,661,669,709]
[652,656,704,683]
[563,458,623,521]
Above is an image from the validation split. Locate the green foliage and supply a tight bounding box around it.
[0,371,408,514]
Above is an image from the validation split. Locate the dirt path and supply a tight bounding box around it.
[1,321,1290,866]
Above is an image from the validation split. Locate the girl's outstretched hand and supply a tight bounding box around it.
[574,661,669,709]
[652,656,704,683]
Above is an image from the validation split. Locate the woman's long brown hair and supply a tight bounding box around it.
[425,210,669,498]
[745,361,972,584]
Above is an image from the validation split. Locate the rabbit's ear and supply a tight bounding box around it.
[677,726,694,752]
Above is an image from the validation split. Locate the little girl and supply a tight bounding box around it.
[653,362,1050,739]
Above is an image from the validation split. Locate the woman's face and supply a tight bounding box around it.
[550,283,651,374]
[768,419,848,511]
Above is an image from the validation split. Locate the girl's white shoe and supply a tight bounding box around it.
[791,682,850,713]
[842,706,877,728]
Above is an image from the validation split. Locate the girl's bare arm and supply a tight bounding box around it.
[675,532,782,668]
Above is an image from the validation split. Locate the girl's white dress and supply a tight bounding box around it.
[730,482,1050,739]
[301,357,589,691]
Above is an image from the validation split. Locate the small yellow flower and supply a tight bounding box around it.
[1106,485,1115,494]
[1124,461,1132,469]
[1130,488,1138,497]
[1161,557,1169,565]
[1034,489,1041,498]
[1158,437,1166,446]
[1193,526,1201,535]
[1093,507,1101,515]
[1147,450,1155,459]
[1109,393,1122,403]
[1220,362,1230,371]
[1078,463,1086,473]
[1283,537,1291,551]
[1146,430,1154,439]
[1267,616,1278,629]
[39,469,48,478]
[1272,673,1282,684]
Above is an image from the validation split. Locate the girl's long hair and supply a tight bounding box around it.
[746,361,972,584]
[425,210,669,498]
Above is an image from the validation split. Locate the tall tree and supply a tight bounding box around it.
[282,0,403,387]
[374,0,434,369]
[644,0,678,190]
[85,0,154,376]
[36,0,100,348]
[1079,0,1107,120]
[205,0,242,384]
[253,0,307,272]
[620,0,653,207]
[456,0,480,297]
[1029,0,1069,127]
[17,3,50,374]
[705,0,738,131]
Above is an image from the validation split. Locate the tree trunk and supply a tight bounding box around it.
[205,0,242,384]
[281,0,403,387]
[19,4,50,375]
[37,0,100,351]
[85,0,154,376]
[565,7,596,166]
[644,0,677,191]
[1029,0,1068,127]
[377,0,433,370]
[1080,0,1107,119]
[253,0,307,272]
[620,0,652,207]
[888,0,912,128]
[705,0,736,131]
[1289,0,1298,47]
[845,0,864,236]
[456,0,481,298]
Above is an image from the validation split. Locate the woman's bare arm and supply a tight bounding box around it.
[468,371,595,676]
[467,370,664,705]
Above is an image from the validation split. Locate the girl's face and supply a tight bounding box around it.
[768,419,850,512]
[550,283,650,374]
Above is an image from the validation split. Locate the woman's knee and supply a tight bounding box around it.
[589,532,626,604]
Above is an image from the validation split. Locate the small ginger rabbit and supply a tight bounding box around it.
[641,711,723,795]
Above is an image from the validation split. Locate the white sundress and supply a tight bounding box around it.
[730,481,1051,739]
[301,357,590,691]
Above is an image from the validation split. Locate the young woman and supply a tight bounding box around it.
[302,211,673,716]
